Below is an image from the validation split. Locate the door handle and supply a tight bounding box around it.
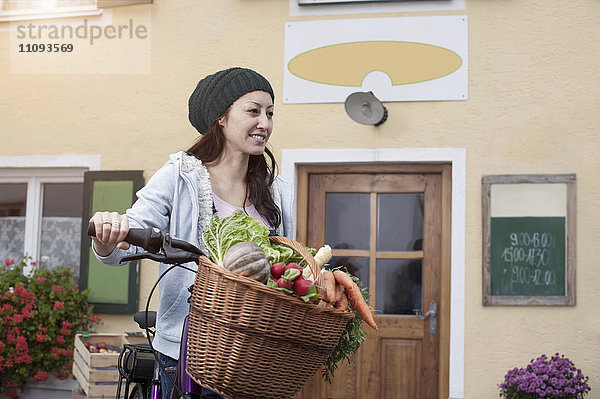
[416,300,437,335]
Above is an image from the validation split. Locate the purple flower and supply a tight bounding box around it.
[499,353,591,399]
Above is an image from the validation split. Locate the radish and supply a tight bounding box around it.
[270,262,286,279]
[293,276,313,296]
[284,263,303,273]
[277,277,293,290]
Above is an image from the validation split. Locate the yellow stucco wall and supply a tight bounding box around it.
[1,1,598,398]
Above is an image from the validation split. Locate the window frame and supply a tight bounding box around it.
[0,0,152,23]
[0,155,100,269]
[0,0,103,23]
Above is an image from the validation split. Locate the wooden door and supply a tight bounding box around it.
[296,164,451,399]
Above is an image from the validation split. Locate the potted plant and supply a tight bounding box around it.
[499,353,591,398]
[0,257,101,398]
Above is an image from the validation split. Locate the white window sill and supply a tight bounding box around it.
[0,7,103,23]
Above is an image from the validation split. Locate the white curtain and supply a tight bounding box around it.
[0,216,81,281]
[0,217,25,263]
[40,216,81,279]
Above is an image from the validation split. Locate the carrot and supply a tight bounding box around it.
[322,270,336,303]
[335,289,348,311]
[334,283,344,304]
[333,270,378,331]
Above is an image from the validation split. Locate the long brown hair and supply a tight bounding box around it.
[185,119,282,229]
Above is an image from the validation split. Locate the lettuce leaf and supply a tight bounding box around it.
[202,210,317,267]
[202,210,271,266]
[265,244,317,266]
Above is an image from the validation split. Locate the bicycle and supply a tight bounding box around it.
[87,223,210,399]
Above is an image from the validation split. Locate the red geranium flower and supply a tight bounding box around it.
[15,336,27,352]
[31,371,48,382]
[1,257,101,397]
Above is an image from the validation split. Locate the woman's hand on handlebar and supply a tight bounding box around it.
[89,211,130,256]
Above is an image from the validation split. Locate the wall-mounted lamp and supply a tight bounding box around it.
[344,91,388,126]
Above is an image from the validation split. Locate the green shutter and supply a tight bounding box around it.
[80,171,144,313]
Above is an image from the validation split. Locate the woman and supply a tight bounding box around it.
[90,67,294,399]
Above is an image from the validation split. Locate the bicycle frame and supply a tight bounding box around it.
[116,316,204,399]
[88,223,210,399]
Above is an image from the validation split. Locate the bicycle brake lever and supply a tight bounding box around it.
[161,244,201,264]
[121,246,199,264]
[122,252,167,263]
[121,235,201,264]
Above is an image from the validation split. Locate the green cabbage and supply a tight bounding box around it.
[202,210,271,266]
[202,210,316,266]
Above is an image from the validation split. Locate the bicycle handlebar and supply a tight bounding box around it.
[87,222,205,264]
[87,223,163,253]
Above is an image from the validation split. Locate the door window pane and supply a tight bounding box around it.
[377,193,424,252]
[327,256,370,295]
[375,258,422,315]
[0,183,27,264]
[40,183,83,281]
[325,193,370,250]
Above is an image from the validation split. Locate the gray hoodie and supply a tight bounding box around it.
[96,151,295,359]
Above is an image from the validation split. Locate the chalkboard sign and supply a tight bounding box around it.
[490,217,565,296]
[482,174,576,306]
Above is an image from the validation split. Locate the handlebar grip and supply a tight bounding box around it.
[87,222,163,254]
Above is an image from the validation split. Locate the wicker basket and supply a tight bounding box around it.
[186,236,352,399]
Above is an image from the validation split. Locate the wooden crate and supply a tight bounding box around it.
[73,333,150,398]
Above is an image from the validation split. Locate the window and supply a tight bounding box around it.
[0,0,151,22]
[0,0,102,22]
[40,182,84,275]
[0,183,27,261]
[0,155,99,283]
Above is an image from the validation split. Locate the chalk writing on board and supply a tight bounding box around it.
[491,217,565,296]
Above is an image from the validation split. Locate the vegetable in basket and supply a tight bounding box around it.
[267,264,319,302]
[322,269,373,384]
[202,210,271,266]
[222,241,271,283]
[202,210,378,383]
[309,244,378,382]
[202,210,315,267]
[333,270,378,331]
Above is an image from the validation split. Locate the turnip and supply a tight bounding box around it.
[293,276,313,297]
[270,262,286,279]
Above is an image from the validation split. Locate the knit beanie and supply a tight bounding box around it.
[188,67,275,135]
